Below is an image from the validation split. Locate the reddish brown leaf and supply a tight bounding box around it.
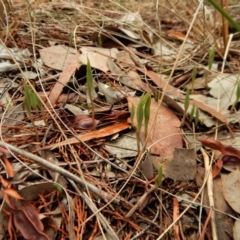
[0,176,12,189]
[43,121,131,149]
[200,138,240,167]
[173,197,180,240]
[8,213,17,240]
[222,155,240,166]
[11,205,49,240]
[0,190,4,199]
[221,146,240,159]
[65,110,129,129]
[65,115,99,129]
[199,138,240,159]
[65,114,90,123]
[5,196,49,240]
[77,118,99,129]
[212,158,223,179]
[4,189,23,203]
[199,138,224,152]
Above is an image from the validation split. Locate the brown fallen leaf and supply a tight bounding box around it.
[199,138,240,159]
[221,170,240,214]
[203,178,235,240]
[79,46,119,72]
[65,110,130,129]
[190,99,228,124]
[43,121,131,149]
[65,116,100,129]
[136,67,184,100]
[136,68,228,124]
[48,53,80,106]
[5,195,50,240]
[1,181,50,240]
[152,148,196,181]
[39,45,78,70]
[127,97,182,157]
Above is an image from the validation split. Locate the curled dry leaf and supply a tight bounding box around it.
[3,190,50,240]
[65,115,99,129]
[0,176,13,189]
[3,189,23,200]
[65,110,129,129]
[199,138,224,151]
[77,118,99,130]
[10,200,49,240]
[199,138,240,165]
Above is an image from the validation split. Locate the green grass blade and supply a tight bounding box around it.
[136,94,146,133]
[195,107,199,126]
[208,45,216,70]
[144,93,151,137]
[208,0,240,32]
[155,166,163,188]
[190,106,195,122]
[184,89,190,112]
[86,57,93,95]
[24,80,32,114]
[236,79,240,101]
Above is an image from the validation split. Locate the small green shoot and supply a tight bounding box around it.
[181,88,190,126]
[189,105,201,128]
[155,166,163,189]
[208,45,216,71]
[24,80,42,142]
[6,98,13,111]
[230,78,240,112]
[190,105,195,122]
[153,89,160,102]
[86,57,95,129]
[136,93,151,154]
[195,106,199,127]
[54,183,66,197]
[54,183,63,194]
[144,94,151,139]
[98,34,102,47]
[205,44,216,86]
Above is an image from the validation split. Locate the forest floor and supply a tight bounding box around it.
[0,0,240,239]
